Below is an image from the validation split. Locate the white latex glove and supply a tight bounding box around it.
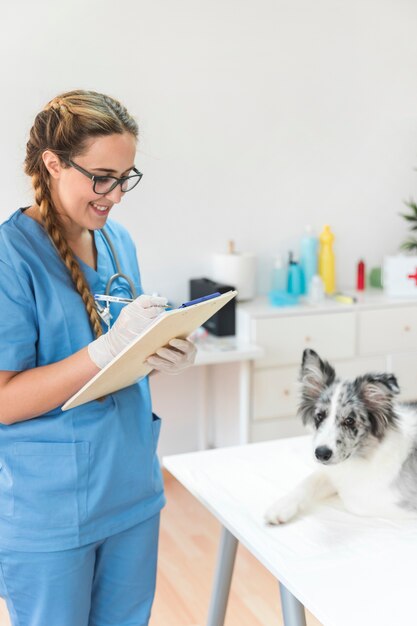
[88,294,167,369]
[146,338,197,374]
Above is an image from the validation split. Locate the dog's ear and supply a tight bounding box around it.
[298,349,336,424]
[354,373,400,438]
[299,349,336,400]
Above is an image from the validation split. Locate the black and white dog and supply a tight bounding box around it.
[265,348,417,524]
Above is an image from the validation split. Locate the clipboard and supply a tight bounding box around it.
[62,290,237,411]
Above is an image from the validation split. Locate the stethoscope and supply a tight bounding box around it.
[94,228,138,329]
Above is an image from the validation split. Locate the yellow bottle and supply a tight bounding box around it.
[318,225,335,294]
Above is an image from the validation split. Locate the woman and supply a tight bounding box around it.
[0,90,196,626]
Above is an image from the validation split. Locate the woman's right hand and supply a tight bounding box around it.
[88,294,167,369]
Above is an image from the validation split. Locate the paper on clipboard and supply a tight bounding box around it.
[62,290,237,411]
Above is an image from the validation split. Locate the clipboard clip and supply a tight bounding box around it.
[179,292,221,308]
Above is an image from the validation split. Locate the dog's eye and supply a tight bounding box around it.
[315,411,326,425]
[344,416,355,428]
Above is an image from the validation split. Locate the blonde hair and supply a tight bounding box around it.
[24,90,139,338]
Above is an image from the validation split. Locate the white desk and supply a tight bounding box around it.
[164,436,417,626]
[192,334,263,448]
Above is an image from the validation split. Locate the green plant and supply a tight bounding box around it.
[400,199,417,251]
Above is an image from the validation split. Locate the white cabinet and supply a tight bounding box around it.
[252,312,356,367]
[238,295,417,441]
[390,352,417,402]
[253,365,299,420]
[358,307,417,355]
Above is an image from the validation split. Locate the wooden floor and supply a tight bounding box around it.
[0,472,322,625]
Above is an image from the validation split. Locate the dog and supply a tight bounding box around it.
[265,348,417,524]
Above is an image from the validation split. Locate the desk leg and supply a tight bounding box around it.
[206,526,238,626]
[199,365,214,450]
[239,360,251,444]
[279,582,306,626]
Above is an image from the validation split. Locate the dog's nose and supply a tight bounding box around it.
[315,446,333,462]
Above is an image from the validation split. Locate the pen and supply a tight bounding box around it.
[94,293,222,308]
[94,294,171,307]
[94,295,133,304]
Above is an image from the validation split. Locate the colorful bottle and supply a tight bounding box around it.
[287,252,303,296]
[309,274,325,304]
[300,225,318,295]
[271,255,287,292]
[318,225,336,294]
[356,259,365,291]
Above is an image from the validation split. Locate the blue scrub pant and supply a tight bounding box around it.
[0,513,160,626]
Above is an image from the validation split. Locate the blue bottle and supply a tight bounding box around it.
[287,252,303,296]
[300,225,318,295]
[271,255,287,292]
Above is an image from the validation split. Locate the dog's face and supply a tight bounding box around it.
[298,349,400,465]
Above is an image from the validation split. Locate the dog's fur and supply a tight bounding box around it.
[265,348,417,524]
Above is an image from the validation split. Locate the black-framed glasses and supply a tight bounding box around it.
[62,158,143,194]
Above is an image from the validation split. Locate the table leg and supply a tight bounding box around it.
[199,364,214,450]
[238,360,251,444]
[279,582,307,626]
[206,526,238,626]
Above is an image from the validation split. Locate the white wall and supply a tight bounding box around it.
[2,0,417,454]
[2,0,417,302]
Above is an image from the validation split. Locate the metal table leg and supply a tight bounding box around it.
[279,582,307,626]
[206,526,238,626]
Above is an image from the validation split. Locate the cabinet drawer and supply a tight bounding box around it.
[252,312,356,368]
[358,306,417,356]
[390,353,417,402]
[334,356,387,380]
[253,366,299,420]
[253,357,386,422]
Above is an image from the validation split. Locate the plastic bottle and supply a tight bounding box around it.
[356,259,365,291]
[318,225,336,294]
[287,252,303,296]
[309,274,325,304]
[271,255,287,292]
[300,225,318,295]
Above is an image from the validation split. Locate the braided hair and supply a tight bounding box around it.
[24,90,139,338]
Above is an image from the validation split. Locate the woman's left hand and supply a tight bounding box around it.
[146,338,197,374]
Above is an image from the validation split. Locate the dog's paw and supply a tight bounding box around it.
[264,496,300,525]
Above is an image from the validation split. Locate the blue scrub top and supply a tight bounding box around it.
[0,208,165,552]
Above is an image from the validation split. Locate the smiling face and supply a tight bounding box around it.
[42,132,137,236]
[298,349,400,465]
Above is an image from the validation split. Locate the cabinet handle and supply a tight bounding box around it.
[404,325,411,332]
[305,336,312,343]
[283,389,290,397]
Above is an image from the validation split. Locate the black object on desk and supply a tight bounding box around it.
[190,278,236,336]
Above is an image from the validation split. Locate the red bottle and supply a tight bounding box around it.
[356,260,365,291]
